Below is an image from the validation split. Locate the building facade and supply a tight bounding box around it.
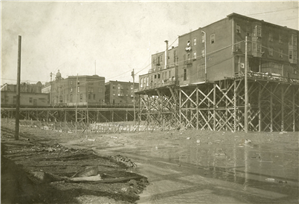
[1,82,43,93]
[1,82,49,107]
[42,71,105,106]
[139,13,298,90]
[105,80,139,106]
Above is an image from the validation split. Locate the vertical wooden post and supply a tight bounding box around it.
[293,87,296,132]
[270,86,273,132]
[196,86,199,130]
[15,35,22,140]
[233,80,237,132]
[179,89,182,126]
[86,102,89,125]
[244,36,248,133]
[213,83,216,131]
[281,85,284,132]
[138,94,141,125]
[258,83,262,132]
[225,81,228,131]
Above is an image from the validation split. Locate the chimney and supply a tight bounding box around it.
[165,40,168,69]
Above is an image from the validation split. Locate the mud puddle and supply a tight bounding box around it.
[100,141,298,203]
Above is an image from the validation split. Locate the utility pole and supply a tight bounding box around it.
[15,35,22,140]
[131,69,136,124]
[50,72,53,107]
[244,36,248,133]
[95,60,97,75]
[75,74,78,133]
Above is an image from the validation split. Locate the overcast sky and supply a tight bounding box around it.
[1,1,298,85]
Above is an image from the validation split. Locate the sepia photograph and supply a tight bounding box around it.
[1,1,298,203]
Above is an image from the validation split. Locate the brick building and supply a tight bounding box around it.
[42,71,105,106]
[139,13,298,90]
[1,82,43,93]
[105,80,139,106]
[1,82,49,107]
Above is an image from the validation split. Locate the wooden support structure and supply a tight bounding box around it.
[1,107,135,125]
[135,77,299,132]
[2,76,298,133]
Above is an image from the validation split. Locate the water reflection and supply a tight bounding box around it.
[144,137,298,186]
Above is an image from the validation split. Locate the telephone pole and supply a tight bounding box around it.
[15,35,22,140]
[244,36,248,133]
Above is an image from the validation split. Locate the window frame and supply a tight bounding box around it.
[236,24,241,34]
[183,69,187,81]
[210,34,215,44]
[289,50,293,60]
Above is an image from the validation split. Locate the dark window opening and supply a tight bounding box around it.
[289,51,293,59]
[210,34,215,44]
[236,25,241,33]
[184,69,187,81]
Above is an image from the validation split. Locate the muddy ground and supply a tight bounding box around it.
[1,124,148,204]
[1,120,299,204]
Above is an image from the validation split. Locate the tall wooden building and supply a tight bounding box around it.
[137,13,299,132]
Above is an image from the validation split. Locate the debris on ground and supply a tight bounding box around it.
[279,131,288,134]
[1,126,147,204]
[265,178,275,182]
[110,155,137,168]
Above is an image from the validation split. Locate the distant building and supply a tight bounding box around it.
[1,81,43,93]
[42,70,105,106]
[105,80,139,106]
[1,82,49,107]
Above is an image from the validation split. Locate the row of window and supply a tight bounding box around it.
[55,87,103,94]
[1,96,47,104]
[236,24,262,37]
[68,81,100,86]
[268,33,297,45]
[57,93,99,103]
[236,24,297,46]
[267,48,297,60]
[188,34,215,46]
[112,85,134,89]
[140,70,174,87]
[112,93,134,97]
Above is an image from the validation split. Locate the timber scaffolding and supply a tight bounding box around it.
[136,72,299,132]
[1,107,135,123]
